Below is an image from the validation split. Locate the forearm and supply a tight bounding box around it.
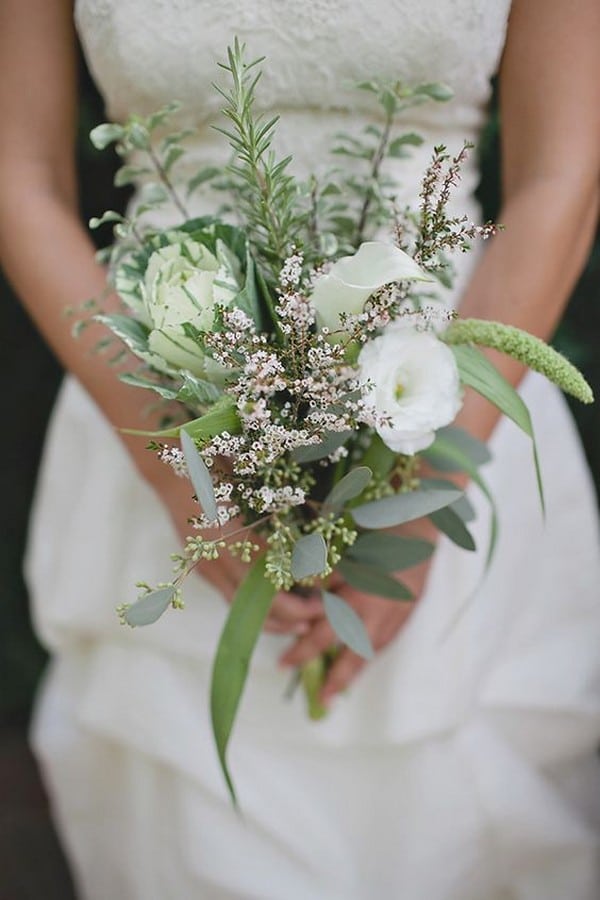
[0,173,168,481]
[454,174,599,443]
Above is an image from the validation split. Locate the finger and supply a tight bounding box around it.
[278,617,336,668]
[269,590,323,625]
[320,650,366,704]
[263,617,310,636]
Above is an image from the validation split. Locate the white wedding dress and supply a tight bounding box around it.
[26,2,600,898]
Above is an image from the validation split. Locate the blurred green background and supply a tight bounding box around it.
[1,74,599,726]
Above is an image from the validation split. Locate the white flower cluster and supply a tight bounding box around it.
[253,485,306,514]
[158,445,188,477]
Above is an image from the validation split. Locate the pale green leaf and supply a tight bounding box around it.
[291,533,328,581]
[352,487,462,529]
[336,560,413,601]
[180,430,218,521]
[291,431,352,463]
[323,467,372,511]
[124,586,175,627]
[429,506,476,551]
[347,533,434,571]
[211,556,276,805]
[322,590,374,659]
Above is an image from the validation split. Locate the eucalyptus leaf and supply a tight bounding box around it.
[291,431,352,463]
[347,533,434,571]
[322,591,374,659]
[449,494,476,523]
[180,430,218,522]
[323,467,372,511]
[429,507,476,551]
[337,560,413,601]
[211,556,277,806]
[352,487,462,529]
[291,533,328,581]
[428,426,492,469]
[124,586,176,627]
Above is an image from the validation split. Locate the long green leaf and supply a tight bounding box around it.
[180,430,218,521]
[352,487,462,529]
[121,396,241,441]
[347,533,434,571]
[210,556,276,806]
[323,466,372,511]
[291,533,328,581]
[450,344,545,514]
[322,590,374,659]
[337,559,413,600]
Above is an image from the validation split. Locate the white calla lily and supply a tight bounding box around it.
[309,241,433,333]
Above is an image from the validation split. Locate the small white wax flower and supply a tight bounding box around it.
[309,241,433,333]
[358,322,463,454]
[142,238,240,376]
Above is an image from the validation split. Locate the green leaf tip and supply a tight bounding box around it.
[443,318,594,404]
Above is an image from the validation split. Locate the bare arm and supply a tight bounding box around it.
[0,0,321,629]
[281,0,600,695]
[456,0,600,441]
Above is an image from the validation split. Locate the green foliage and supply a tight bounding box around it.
[346,532,434,571]
[210,555,277,805]
[180,430,218,521]
[429,506,476,551]
[336,559,413,600]
[120,585,178,627]
[322,590,374,659]
[323,466,372,512]
[212,39,306,279]
[290,532,328,581]
[351,486,463,529]
[449,344,545,514]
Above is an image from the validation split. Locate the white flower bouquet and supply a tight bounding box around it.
[86,40,592,802]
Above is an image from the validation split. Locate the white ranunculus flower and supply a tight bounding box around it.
[142,238,240,376]
[358,322,463,454]
[309,241,433,333]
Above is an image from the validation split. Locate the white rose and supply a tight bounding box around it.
[142,238,240,376]
[309,241,433,333]
[358,322,463,454]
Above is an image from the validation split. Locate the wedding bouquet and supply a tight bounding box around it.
[86,40,592,802]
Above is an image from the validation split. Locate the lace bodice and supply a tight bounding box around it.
[75,0,512,293]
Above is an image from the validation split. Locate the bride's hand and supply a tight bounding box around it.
[278,521,437,705]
